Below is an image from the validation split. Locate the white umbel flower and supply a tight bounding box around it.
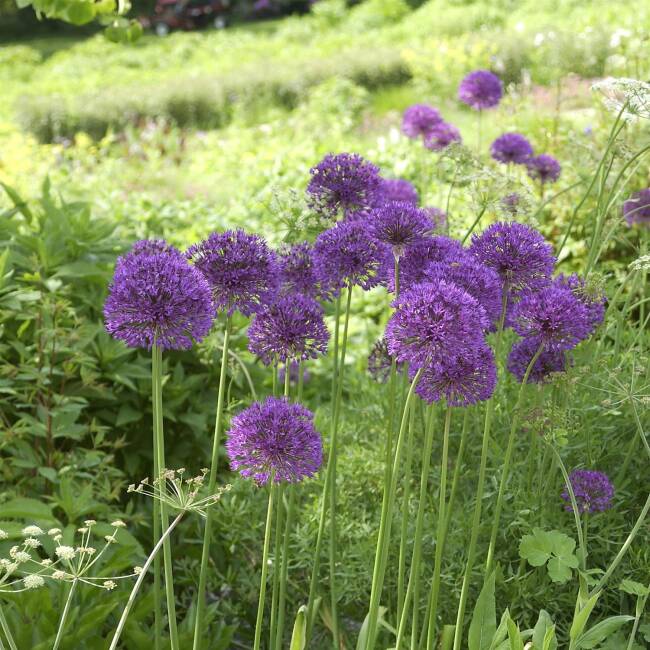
[21,525,44,537]
[23,575,45,589]
[55,546,76,561]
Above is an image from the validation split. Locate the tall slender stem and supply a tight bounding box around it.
[151,352,163,650]
[0,609,16,650]
[52,579,78,650]
[269,483,285,650]
[193,317,232,649]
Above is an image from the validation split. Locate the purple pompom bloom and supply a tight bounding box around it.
[187,230,280,316]
[554,274,606,334]
[402,104,443,139]
[367,338,401,383]
[248,294,329,366]
[104,240,214,350]
[307,153,381,217]
[369,201,433,258]
[278,242,320,299]
[561,470,614,514]
[226,397,322,485]
[469,222,555,292]
[500,193,524,217]
[278,360,310,386]
[458,70,503,110]
[526,154,561,184]
[313,219,385,294]
[490,132,533,165]
[512,285,591,352]
[507,338,567,383]
[414,343,497,406]
[385,280,489,370]
[376,178,419,205]
[623,188,650,226]
[424,122,462,151]
[423,207,447,231]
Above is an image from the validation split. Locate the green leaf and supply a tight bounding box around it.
[63,1,96,25]
[289,605,307,650]
[0,497,55,522]
[532,610,556,650]
[356,606,387,650]
[469,571,496,650]
[519,528,553,566]
[547,556,576,584]
[619,579,650,597]
[506,618,524,650]
[489,609,510,650]
[543,626,558,650]
[1,182,33,223]
[570,591,601,641]
[575,615,635,649]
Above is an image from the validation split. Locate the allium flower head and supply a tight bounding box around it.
[187,230,280,316]
[513,285,591,351]
[278,242,319,299]
[500,192,524,217]
[104,240,214,350]
[226,397,322,484]
[367,338,400,383]
[623,188,650,226]
[490,132,533,164]
[423,207,447,231]
[385,280,489,370]
[458,70,503,110]
[554,274,606,334]
[402,104,443,139]
[526,154,561,184]
[248,294,329,365]
[562,470,614,514]
[424,121,462,151]
[307,153,381,217]
[507,338,567,383]
[414,343,496,406]
[313,219,386,294]
[369,201,433,257]
[469,222,555,292]
[376,178,419,204]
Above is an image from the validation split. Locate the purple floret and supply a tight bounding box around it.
[104,239,214,351]
[623,188,650,226]
[554,274,606,335]
[369,201,433,258]
[226,397,322,485]
[248,294,329,366]
[278,242,320,299]
[424,122,462,151]
[187,230,280,317]
[561,470,614,514]
[423,207,447,231]
[458,70,503,110]
[490,132,534,165]
[526,154,561,184]
[376,178,419,205]
[507,338,567,384]
[402,104,443,139]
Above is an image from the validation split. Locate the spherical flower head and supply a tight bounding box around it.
[248,294,329,366]
[500,192,524,217]
[513,285,592,351]
[385,280,489,370]
[278,242,320,299]
[507,338,567,384]
[490,132,533,165]
[423,207,447,232]
[367,338,401,383]
[561,470,614,514]
[458,70,503,110]
[278,360,310,386]
[376,178,419,205]
[104,240,214,350]
[414,343,497,406]
[526,154,561,184]
[424,121,462,151]
[554,274,605,335]
[469,222,555,292]
[623,188,650,226]
[307,153,381,218]
[369,201,433,257]
[187,230,280,317]
[313,219,386,294]
[226,397,322,484]
[402,104,443,139]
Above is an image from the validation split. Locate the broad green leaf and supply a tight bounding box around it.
[289,605,307,650]
[543,626,558,650]
[0,497,55,522]
[1,182,33,223]
[506,618,524,650]
[532,610,556,650]
[570,591,601,641]
[575,615,635,648]
[619,579,650,597]
[519,528,553,566]
[469,571,496,650]
[547,556,577,584]
[356,606,387,650]
[489,609,510,650]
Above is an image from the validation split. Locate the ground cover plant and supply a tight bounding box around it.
[0,0,649,648]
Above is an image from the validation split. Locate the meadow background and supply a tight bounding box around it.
[0,0,649,647]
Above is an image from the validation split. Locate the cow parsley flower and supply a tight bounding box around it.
[21,526,44,537]
[562,470,614,513]
[490,132,533,164]
[458,70,503,110]
[23,575,45,590]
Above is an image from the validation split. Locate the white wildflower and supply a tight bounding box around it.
[592,77,650,120]
[133,566,143,575]
[83,520,96,527]
[14,551,30,564]
[47,528,62,536]
[23,575,45,589]
[24,537,41,549]
[51,570,66,580]
[104,535,116,544]
[21,525,44,537]
[111,520,126,528]
[103,580,117,590]
[55,546,76,561]
[41,559,53,567]
[0,530,8,540]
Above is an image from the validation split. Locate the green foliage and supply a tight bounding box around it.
[519,528,580,584]
[469,572,496,650]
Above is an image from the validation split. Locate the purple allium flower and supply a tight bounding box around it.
[278,360,310,386]
[187,230,279,317]
[414,343,497,406]
[369,201,433,258]
[623,188,650,226]
[500,192,524,217]
[376,178,419,205]
[469,222,555,292]
[307,153,381,218]
[561,469,614,514]
[512,285,592,352]
[367,338,401,383]
[526,154,561,184]
[226,397,322,485]
[507,338,567,383]
[424,257,502,328]
[423,207,447,231]
[313,219,385,294]
[490,132,534,165]
[278,242,319,299]
[402,104,443,139]
[458,70,503,110]
[385,280,489,370]
[554,274,606,334]
[248,294,329,366]
[424,121,462,151]
[104,240,214,350]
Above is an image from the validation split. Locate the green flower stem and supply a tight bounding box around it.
[152,345,180,649]
[452,290,508,650]
[269,483,285,650]
[484,343,545,574]
[254,479,277,650]
[425,408,453,646]
[193,316,232,649]
[365,367,425,650]
[52,578,78,650]
[461,206,487,245]
[152,362,163,650]
[111,512,185,650]
[627,581,650,650]
[0,608,16,650]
